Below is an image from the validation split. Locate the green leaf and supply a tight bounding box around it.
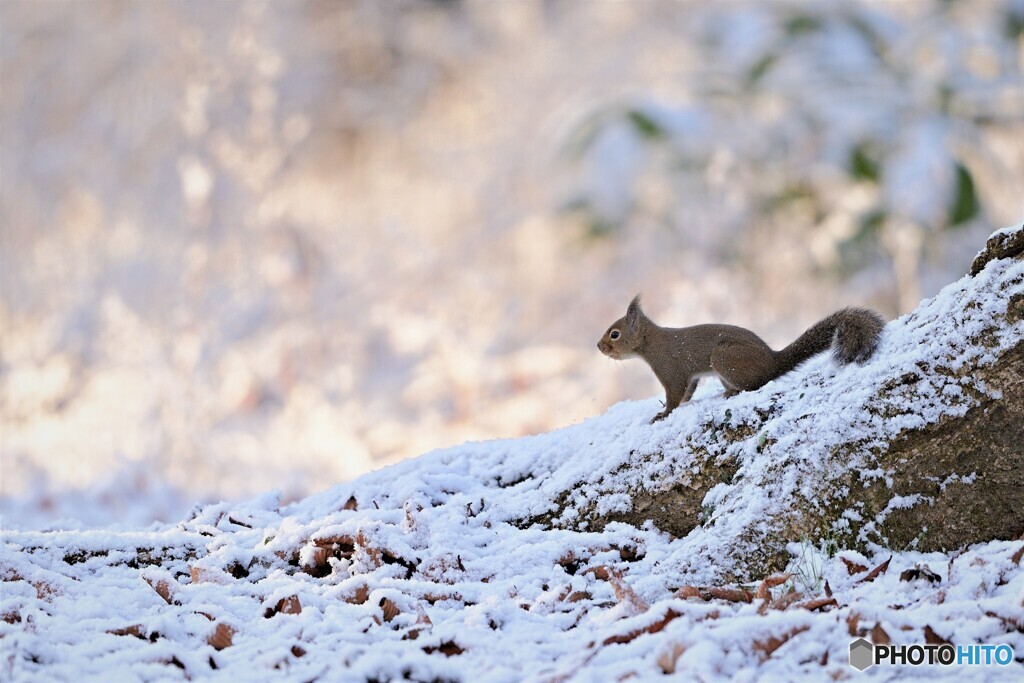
[746,54,777,86]
[849,143,881,182]
[948,162,980,227]
[626,109,665,140]
[784,14,822,35]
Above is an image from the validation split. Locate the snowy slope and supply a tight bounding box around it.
[2,229,1023,681]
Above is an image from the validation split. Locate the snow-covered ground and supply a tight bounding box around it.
[3,239,1022,681]
[2,409,1022,682]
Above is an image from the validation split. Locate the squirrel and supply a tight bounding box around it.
[598,296,885,423]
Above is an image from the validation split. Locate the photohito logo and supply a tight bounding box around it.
[849,638,1015,671]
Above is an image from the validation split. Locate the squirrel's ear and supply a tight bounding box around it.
[626,294,643,332]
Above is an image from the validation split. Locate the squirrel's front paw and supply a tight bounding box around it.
[650,411,668,424]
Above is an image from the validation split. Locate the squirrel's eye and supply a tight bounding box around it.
[610,330,621,340]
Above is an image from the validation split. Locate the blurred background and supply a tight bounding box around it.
[2,0,1022,529]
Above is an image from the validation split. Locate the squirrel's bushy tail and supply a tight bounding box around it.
[774,307,885,376]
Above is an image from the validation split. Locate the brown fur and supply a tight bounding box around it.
[597,296,884,423]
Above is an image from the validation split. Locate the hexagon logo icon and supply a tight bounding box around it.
[849,638,874,671]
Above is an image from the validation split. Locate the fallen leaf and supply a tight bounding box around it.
[208,623,235,650]
[343,583,370,605]
[899,564,941,583]
[923,625,950,646]
[190,566,230,585]
[871,622,891,645]
[769,591,804,611]
[1011,544,1024,566]
[674,586,703,600]
[380,598,400,623]
[846,611,862,636]
[798,597,837,612]
[586,566,649,612]
[840,557,868,575]
[343,496,358,511]
[859,557,891,583]
[753,626,809,660]
[404,606,433,641]
[356,531,382,568]
[424,640,464,657]
[657,642,686,674]
[707,587,752,604]
[107,624,146,639]
[144,577,173,604]
[603,609,682,646]
[266,595,302,617]
[755,573,792,601]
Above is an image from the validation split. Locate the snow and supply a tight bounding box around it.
[2,231,1023,680]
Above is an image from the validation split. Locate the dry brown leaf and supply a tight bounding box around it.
[381,598,400,623]
[208,623,235,650]
[871,622,891,645]
[301,547,333,578]
[769,591,804,611]
[275,595,302,615]
[985,610,1024,633]
[423,591,463,605]
[313,535,356,550]
[607,571,649,612]
[107,624,146,639]
[602,609,682,646]
[565,591,591,603]
[674,586,704,600]
[356,531,382,568]
[424,640,464,657]
[753,625,809,660]
[824,580,832,598]
[190,566,230,585]
[343,496,358,511]
[707,587,753,604]
[2,611,22,624]
[755,573,792,601]
[343,582,370,605]
[404,606,433,641]
[657,642,686,675]
[840,557,868,575]
[859,557,892,583]
[291,645,307,657]
[899,564,941,583]
[798,597,838,612]
[586,566,649,612]
[1011,544,1024,566]
[144,577,173,604]
[923,625,951,645]
[846,611,862,636]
